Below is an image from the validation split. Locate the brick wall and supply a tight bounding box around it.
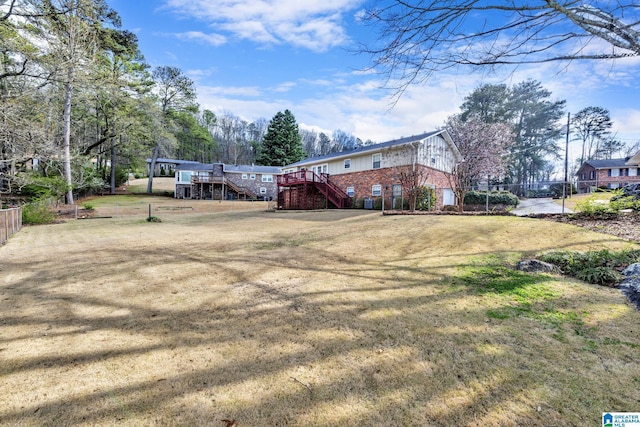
[577,166,640,193]
[226,174,278,199]
[329,165,454,209]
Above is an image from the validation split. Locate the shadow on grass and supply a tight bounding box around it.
[1,215,638,426]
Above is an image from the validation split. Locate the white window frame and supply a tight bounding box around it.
[372,153,381,169]
[242,173,248,179]
[259,187,267,194]
[344,159,351,169]
[313,164,328,175]
[372,184,381,197]
[250,173,256,180]
[179,171,192,183]
[346,187,355,197]
[262,174,273,182]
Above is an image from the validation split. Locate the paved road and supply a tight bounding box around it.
[511,198,573,216]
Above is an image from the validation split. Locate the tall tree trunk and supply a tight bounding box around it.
[147,143,159,193]
[110,139,117,194]
[63,75,74,205]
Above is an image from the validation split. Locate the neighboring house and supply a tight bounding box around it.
[280,130,462,209]
[575,154,640,193]
[174,162,282,200]
[146,158,201,177]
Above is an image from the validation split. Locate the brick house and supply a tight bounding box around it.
[281,130,462,209]
[575,154,640,193]
[174,162,282,200]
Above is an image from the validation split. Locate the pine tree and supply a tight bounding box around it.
[258,110,305,166]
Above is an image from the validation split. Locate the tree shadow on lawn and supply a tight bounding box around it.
[0,214,640,425]
[1,238,638,425]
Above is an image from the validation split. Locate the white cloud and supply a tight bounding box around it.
[199,85,262,97]
[172,31,227,46]
[161,0,360,52]
[273,82,297,93]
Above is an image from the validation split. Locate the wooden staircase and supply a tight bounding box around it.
[225,179,257,199]
[277,171,351,210]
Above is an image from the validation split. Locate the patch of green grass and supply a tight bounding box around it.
[457,262,588,341]
[539,249,640,286]
[602,337,640,349]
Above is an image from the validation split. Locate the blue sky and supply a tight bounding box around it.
[109,0,640,161]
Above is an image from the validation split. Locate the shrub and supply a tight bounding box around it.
[441,205,458,212]
[352,198,364,209]
[373,197,383,210]
[393,197,410,210]
[464,191,519,206]
[82,202,95,211]
[538,249,640,286]
[22,200,56,224]
[146,216,162,223]
[18,175,69,201]
[610,196,640,211]
[549,183,577,198]
[575,196,619,218]
[416,186,436,211]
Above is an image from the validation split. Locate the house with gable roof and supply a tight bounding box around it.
[174,162,281,200]
[279,130,462,210]
[575,153,640,193]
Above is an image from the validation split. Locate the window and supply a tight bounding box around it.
[372,153,381,169]
[179,171,192,182]
[242,173,248,179]
[344,159,351,169]
[262,174,273,182]
[346,187,355,197]
[372,184,381,197]
[609,168,620,177]
[313,164,328,175]
[589,170,595,180]
[250,174,256,180]
[260,187,267,194]
[580,173,586,180]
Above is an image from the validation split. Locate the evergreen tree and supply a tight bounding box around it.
[258,110,305,166]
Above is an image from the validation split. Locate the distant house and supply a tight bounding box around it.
[146,158,201,177]
[575,154,640,193]
[174,162,282,200]
[280,130,462,209]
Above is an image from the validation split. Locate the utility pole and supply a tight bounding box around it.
[562,112,570,214]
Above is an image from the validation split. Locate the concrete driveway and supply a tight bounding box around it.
[511,198,573,216]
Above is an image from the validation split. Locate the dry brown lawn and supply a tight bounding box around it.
[1,204,639,426]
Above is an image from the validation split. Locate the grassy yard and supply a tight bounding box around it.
[1,204,639,426]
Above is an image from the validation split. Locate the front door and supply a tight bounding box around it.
[443,188,455,206]
[392,184,403,209]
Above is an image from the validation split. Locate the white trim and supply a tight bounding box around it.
[372,184,381,196]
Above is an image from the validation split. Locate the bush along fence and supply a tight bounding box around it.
[0,206,22,245]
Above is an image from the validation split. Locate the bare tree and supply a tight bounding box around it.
[360,1,640,96]
[444,114,513,212]
[397,143,431,211]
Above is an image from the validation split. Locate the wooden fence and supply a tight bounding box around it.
[0,206,22,245]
